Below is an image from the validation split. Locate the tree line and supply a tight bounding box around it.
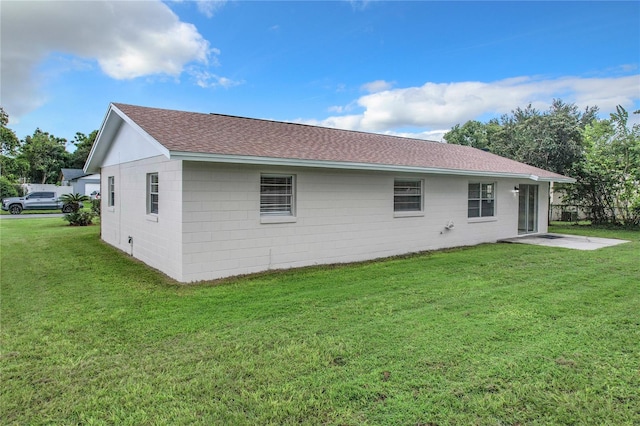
[0,107,97,198]
[445,100,640,226]
[2,100,639,225]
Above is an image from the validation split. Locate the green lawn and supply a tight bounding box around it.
[1,220,638,425]
[0,209,63,215]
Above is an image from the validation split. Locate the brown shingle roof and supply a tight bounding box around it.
[113,103,573,181]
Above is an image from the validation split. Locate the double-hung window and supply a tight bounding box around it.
[468,183,495,218]
[107,176,115,207]
[394,179,423,213]
[147,173,159,214]
[260,175,294,216]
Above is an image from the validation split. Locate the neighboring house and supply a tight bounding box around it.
[60,168,101,197]
[84,103,576,283]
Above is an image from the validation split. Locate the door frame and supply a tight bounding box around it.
[518,184,539,234]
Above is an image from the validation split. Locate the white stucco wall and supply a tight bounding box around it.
[180,162,548,282]
[100,156,183,281]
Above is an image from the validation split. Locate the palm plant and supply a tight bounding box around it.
[59,193,90,213]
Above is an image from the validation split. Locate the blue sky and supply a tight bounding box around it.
[2,0,639,146]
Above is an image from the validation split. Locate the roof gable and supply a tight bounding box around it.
[84,105,169,173]
[85,103,575,183]
[61,168,88,181]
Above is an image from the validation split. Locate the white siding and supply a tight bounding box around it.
[180,162,546,282]
[102,120,167,168]
[101,156,183,280]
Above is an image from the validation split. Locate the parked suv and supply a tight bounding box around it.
[1,192,76,215]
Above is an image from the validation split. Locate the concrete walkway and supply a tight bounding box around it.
[500,233,630,250]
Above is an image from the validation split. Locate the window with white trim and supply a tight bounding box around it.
[147,173,159,214]
[394,179,423,212]
[107,176,115,207]
[468,182,495,218]
[260,174,294,216]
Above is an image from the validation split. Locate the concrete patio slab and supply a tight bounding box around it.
[499,233,630,250]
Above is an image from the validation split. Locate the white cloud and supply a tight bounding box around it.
[348,0,371,11]
[1,0,213,119]
[384,129,450,143]
[327,100,358,114]
[196,0,228,18]
[298,114,364,131]
[308,74,640,139]
[361,80,395,93]
[190,69,244,89]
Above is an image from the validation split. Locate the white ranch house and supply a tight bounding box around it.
[84,103,575,283]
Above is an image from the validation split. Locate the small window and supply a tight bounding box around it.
[468,183,495,218]
[147,173,159,214]
[108,176,115,207]
[394,179,423,212]
[260,175,294,216]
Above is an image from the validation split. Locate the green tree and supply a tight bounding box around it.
[566,106,640,225]
[0,107,20,156]
[443,119,500,150]
[1,107,24,185]
[19,129,69,184]
[491,100,598,175]
[68,130,98,169]
[446,100,598,176]
[0,155,29,182]
[0,176,20,198]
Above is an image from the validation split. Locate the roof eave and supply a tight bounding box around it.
[83,105,119,174]
[170,151,576,183]
[533,176,576,184]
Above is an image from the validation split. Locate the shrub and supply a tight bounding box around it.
[63,211,95,226]
[0,176,19,199]
[91,199,101,216]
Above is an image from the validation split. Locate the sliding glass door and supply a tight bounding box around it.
[518,185,538,234]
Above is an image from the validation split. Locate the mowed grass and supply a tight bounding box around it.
[1,219,638,425]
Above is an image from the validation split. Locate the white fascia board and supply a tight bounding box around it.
[547,178,576,183]
[170,151,577,183]
[531,175,576,183]
[84,107,118,174]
